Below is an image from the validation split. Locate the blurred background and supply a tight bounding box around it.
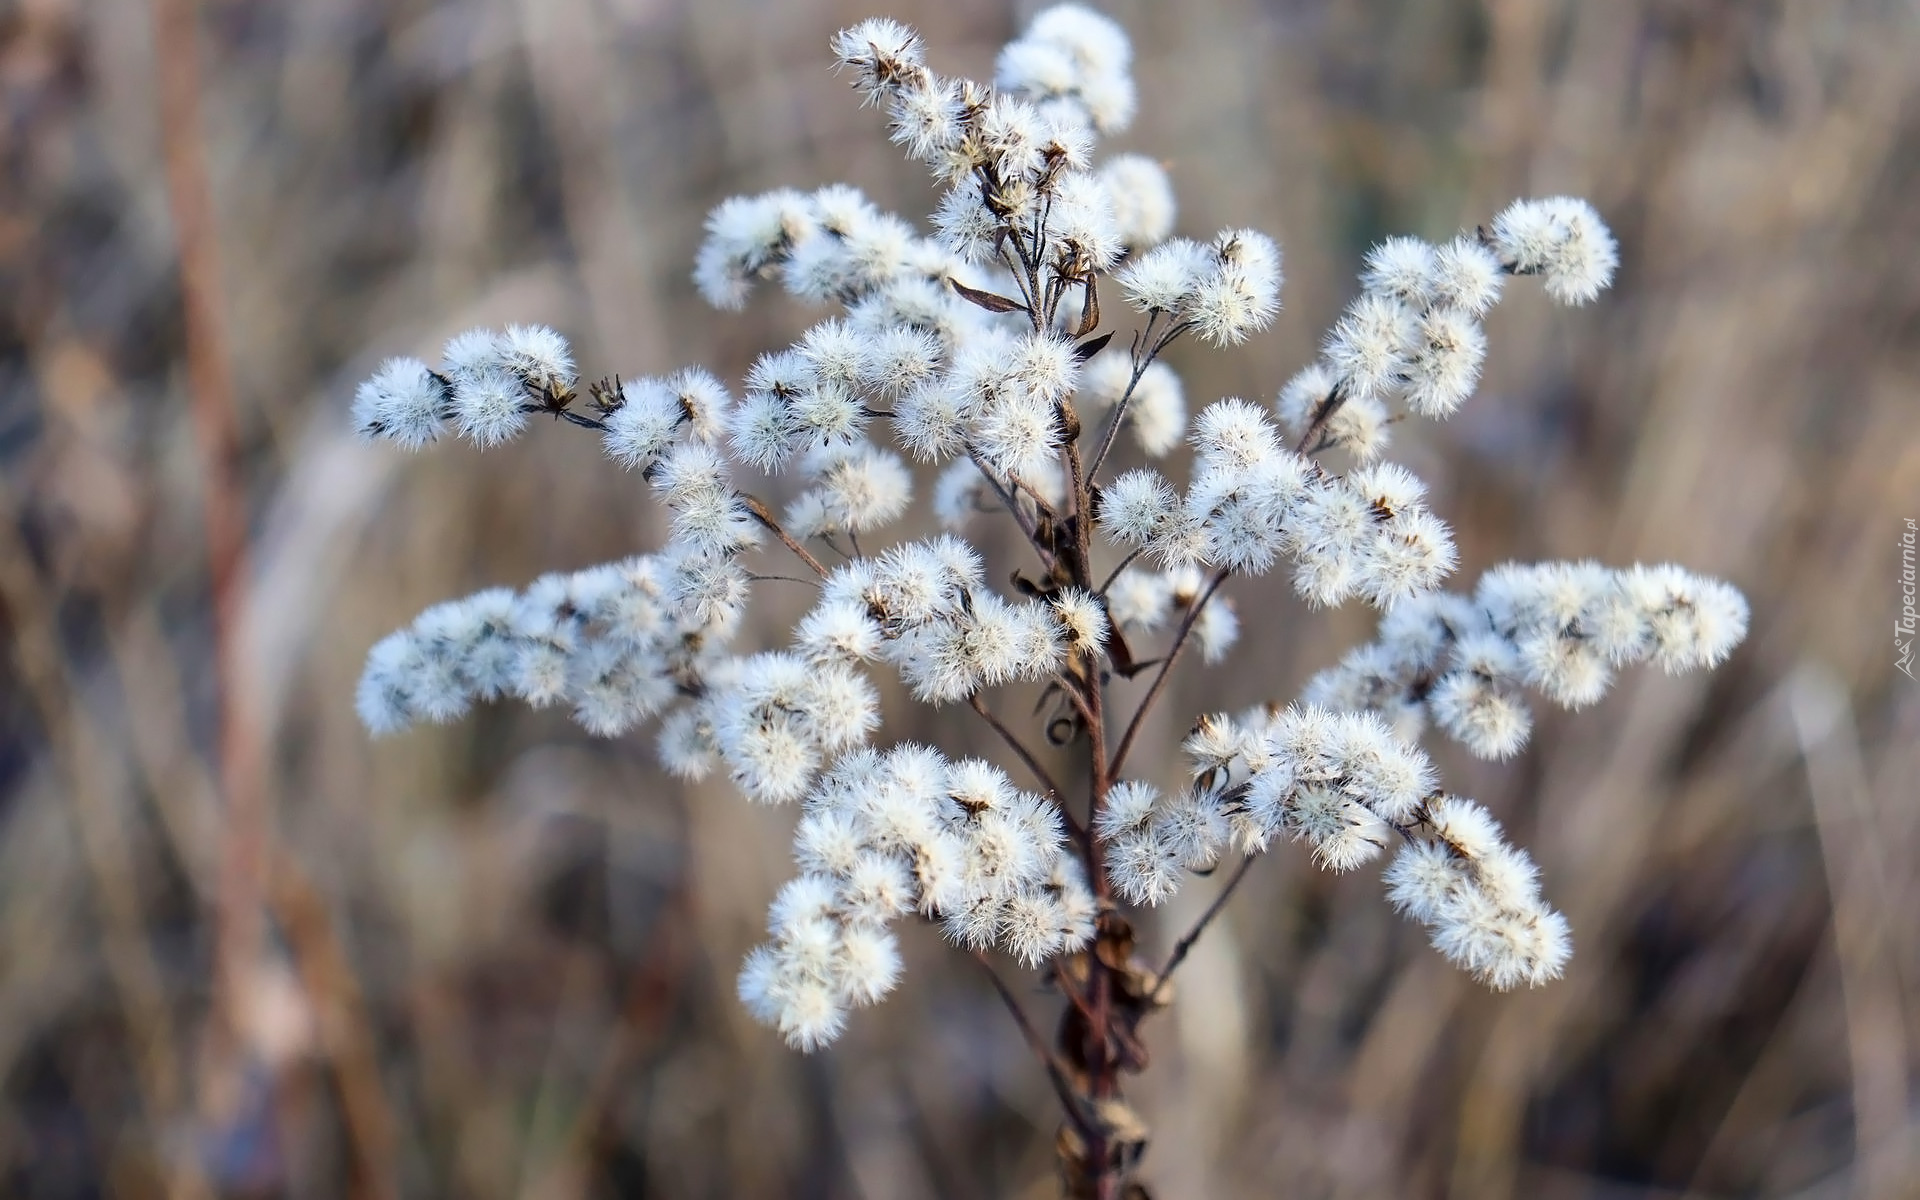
[3,0,1917,1196]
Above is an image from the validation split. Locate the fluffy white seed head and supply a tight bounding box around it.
[1383,840,1466,923]
[842,853,916,926]
[1622,565,1752,671]
[1098,154,1175,247]
[972,388,1060,479]
[1012,333,1081,403]
[695,189,817,309]
[774,975,847,1051]
[998,5,1137,134]
[1325,293,1417,402]
[1193,398,1282,471]
[835,924,904,1003]
[440,328,510,384]
[1489,196,1618,305]
[1358,507,1459,607]
[1288,786,1388,871]
[1047,171,1124,273]
[932,185,1002,263]
[1190,228,1283,346]
[353,357,447,449]
[792,443,913,536]
[1094,779,1160,841]
[603,377,684,468]
[861,326,943,400]
[831,18,926,103]
[1051,587,1110,652]
[500,325,575,394]
[1117,238,1209,313]
[1275,362,1337,437]
[1028,5,1132,77]
[1106,569,1172,632]
[769,874,840,938]
[1105,827,1182,906]
[1194,596,1239,663]
[1404,307,1488,418]
[1360,236,1437,308]
[1515,629,1613,708]
[1132,363,1188,456]
[1429,672,1533,759]
[887,73,966,163]
[665,367,732,443]
[1431,235,1506,315]
[1098,468,1177,546]
[797,599,883,664]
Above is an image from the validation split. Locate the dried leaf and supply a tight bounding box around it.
[1073,277,1102,338]
[1073,331,1114,363]
[949,277,1027,314]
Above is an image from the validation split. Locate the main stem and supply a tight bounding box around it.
[1080,644,1119,1200]
[1057,395,1126,1199]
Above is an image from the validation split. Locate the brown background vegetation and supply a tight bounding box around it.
[2,0,1916,1196]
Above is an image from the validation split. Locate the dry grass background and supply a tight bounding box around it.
[3,0,1918,1196]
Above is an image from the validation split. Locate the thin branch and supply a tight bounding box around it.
[1095,546,1147,596]
[747,573,824,586]
[1086,351,1156,482]
[975,953,1098,1142]
[1086,317,1188,481]
[968,694,1062,800]
[968,694,1084,845]
[1108,568,1229,777]
[997,242,1039,321]
[998,215,1046,335]
[970,451,1057,573]
[739,494,830,579]
[1147,855,1257,1003]
[1005,471,1061,526]
[1292,380,1348,456]
[1050,669,1100,733]
[1050,959,1101,1029]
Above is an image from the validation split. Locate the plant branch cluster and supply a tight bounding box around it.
[347,6,1748,1194]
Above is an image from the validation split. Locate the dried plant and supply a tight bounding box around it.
[348,8,1747,1195]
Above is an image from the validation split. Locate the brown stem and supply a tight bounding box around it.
[970,451,1058,574]
[1095,545,1147,597]
[739,494,830,579]
[1086,315,1187,482]
[155,0,272,1146]
[1061,418,1094,591]
[1147,855,1257,1003]
[271,853,401,1200]
[975,953,1100,1143]
[1059,392,1123,1197]
[997,241,1039,319]
[1006,470,1062,526]
[1050,669,1101,735]
[1107,568,1230,778]
[968,694,1086,846]
[1292,380,1348,456]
